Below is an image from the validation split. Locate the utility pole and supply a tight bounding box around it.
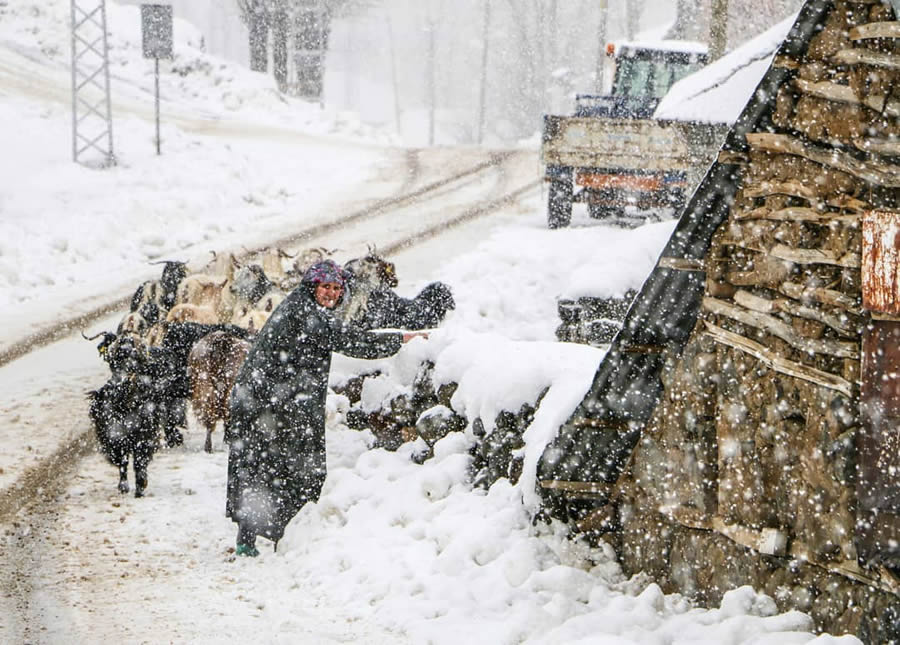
[709,0,729,60]
[594,0,608,94]
[70,0,115,167]
[476,0,490,144]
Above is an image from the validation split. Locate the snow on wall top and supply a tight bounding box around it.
[654,14,796,124]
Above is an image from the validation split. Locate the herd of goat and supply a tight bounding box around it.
[85,246,455,497]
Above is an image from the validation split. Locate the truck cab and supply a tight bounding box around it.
[541,42,708,228]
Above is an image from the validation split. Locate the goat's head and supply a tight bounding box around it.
[83,330,118,358]
[346,248,398,289]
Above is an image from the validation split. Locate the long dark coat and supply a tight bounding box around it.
[225,283,402,542]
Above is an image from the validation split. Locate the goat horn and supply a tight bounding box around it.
[279,248,298,259]
[148,259,184,266]
[82,330,113,341]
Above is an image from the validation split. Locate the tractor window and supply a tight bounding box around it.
[613,58,653,98]
[613,52,705,99]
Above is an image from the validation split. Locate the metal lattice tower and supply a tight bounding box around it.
[70,0,115,167]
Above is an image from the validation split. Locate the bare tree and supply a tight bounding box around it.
[709,0,729,60]
[235,0,375,98]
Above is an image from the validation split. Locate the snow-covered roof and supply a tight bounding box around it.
[654,14,796,124]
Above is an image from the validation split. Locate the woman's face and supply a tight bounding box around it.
[314,282,343,309]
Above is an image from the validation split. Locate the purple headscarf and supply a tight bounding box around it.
[302,259,348,287]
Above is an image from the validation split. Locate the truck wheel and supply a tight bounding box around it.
[547,179,573,229]
[588,204,617,220]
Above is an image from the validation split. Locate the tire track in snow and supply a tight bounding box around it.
[0,151,521,370]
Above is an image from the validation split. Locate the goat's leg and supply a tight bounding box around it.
[117,459,129,494]
[133,443,152,498]
[162,398,185,448]
[133,454,148,498]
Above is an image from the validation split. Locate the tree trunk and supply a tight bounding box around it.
[595,1,609,93]
[477,0,491,144]
[248,0,268,73]
[295,3,330,101]
[626,0,644,40]
[271,7,289,90]
[668,0,701,41]
[709,0,729,61]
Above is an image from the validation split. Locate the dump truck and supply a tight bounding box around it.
[541,41,720,228]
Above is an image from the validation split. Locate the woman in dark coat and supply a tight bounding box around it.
[225,260,423,556]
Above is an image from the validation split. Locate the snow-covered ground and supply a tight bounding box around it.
[0,1,862,643]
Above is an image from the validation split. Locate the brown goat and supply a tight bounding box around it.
[186,331,251,453]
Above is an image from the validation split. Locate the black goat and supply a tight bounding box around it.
[84,330,185,448]
[87,335,163,497]
[339,251,455,330]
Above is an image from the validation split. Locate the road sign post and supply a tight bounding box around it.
[140,4,173,155]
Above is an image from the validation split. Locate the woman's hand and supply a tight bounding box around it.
[402,331,429,343]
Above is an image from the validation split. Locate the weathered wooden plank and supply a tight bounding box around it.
[703,296,859,358]
[746,132,900,187]
[702,320,854,397]
[779,281,861,312]
[827,195,871,212]
[742,179,820,202]
[773,55,801,70]
[794,77,900,117]
[717,150,749,165]
[734,289,779,313]
[770,243,861,268]
[733,206,859,224]
[854,137,900,157]
[834,48,900,70]
[735,289,858,336]
[850,22,900,41]
[862,210,900,315]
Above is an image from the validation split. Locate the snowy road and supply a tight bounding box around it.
[0,140,540,642]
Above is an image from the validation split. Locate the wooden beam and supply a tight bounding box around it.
[742,179,820,202]
[770,243,861,268]
[658,256,705,272]
[794,78,900,117]
[703,296,859,358]
[665,507,900,593]
[746,132,900,188]
[702,320,854,397]
[734,289,859,337]
[779,281,861,313]
[717,150,749,165]
[773,55,800,70]
[733,206,859,224]
[826,195,871,212]
[853,137,900,157]
[834,48,900,70]
[851,22,900,40]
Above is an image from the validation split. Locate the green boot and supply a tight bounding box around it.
[235,543,260,557]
